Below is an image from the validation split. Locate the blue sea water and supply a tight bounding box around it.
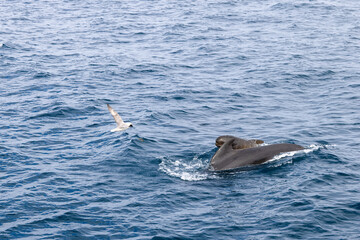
[1,0,360,239]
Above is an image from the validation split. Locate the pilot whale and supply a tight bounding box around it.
[210,136,304,171]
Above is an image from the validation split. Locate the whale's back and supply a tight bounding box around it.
[211,143,304,171]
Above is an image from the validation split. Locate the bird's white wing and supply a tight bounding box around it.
[107,104,125,127]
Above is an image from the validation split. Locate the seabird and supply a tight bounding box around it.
[107,104,133,132]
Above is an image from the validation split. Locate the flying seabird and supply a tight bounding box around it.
[107,104,133,132]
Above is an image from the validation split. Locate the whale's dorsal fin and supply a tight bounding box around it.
[211,138,236,168]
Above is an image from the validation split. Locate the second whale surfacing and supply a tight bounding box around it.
[210,135,304,171]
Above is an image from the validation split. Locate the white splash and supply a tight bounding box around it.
[304,144,325,153]
[159,155,213,181]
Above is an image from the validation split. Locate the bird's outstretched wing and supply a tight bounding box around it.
[107,104,125,127]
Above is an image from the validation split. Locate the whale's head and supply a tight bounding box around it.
[215,135,237,147]
[215,135,264,149]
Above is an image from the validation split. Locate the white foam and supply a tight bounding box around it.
[159,155,213,181]
[304,144,321,153]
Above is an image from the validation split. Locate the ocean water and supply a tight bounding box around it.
[1,0,360,239]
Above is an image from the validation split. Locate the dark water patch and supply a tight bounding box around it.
[316,151,343,164]
[24,83,65,94]
[44,177,76,187]
[290,198,314,210]
[21,140,73,151]
[127,64,171,74]
[348,202,360,211]
[84,134,118,148]
[33,71,51,79]
[317,70,336,77]
[28,106,99,120]
[147,112,175,123]
[28,107,78,119]
[17,172,57,186]
[0,151,30,164]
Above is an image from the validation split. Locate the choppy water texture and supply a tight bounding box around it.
[1,0,360,239]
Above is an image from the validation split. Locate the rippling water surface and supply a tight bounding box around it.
[1,0,360,239]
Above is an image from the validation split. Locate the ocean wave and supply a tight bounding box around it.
[28,106,100,120]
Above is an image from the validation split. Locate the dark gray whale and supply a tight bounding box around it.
[210,136,304,171]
